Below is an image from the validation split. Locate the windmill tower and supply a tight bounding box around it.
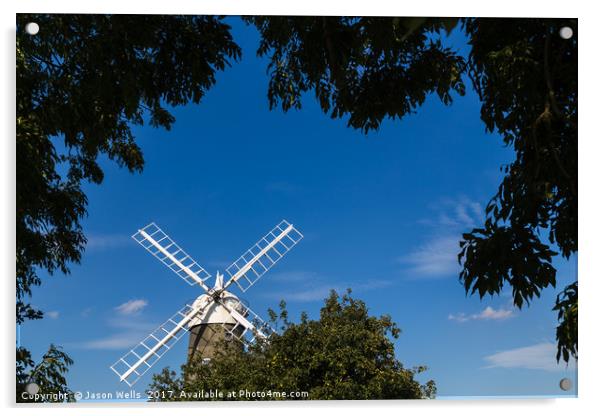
[110,220,303,386]
[185,272,246,361]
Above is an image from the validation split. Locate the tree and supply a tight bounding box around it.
[16,344,75,403]
[459,18,577,363]
[149,290,436,400]
[17,13,240,324]
[245,17,577,363]
[246,16,465,133]
[16,13,241,398]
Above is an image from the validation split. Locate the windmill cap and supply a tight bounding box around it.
[188,291,246,326]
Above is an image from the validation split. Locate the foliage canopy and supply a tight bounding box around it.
[247,16,577,363]
[149,290,436,400]
[16,13,241,401]
[16,13,241,325]
[16,344,75,403]
[460,18,577,363]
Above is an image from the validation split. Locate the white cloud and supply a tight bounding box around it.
[447,313,470,323]
[75,314,157,350]
[400,196,485,279]
[46,311,59,319]
[455,204,475,228]
[106,317,156,331]
[398,235,460,278]
[78,334,147,350]
[483,342,577,372]
[448,306,515,323]
[261,271,393,302]
[282,285,334,302]
[270,270,318,282]
[419,196,483,229]
[478,306,514,320]
[86,233,130,250]
[115,299,148,315]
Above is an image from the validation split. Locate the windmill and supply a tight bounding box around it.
[110,220,303,387]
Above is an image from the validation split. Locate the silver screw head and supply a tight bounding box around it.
[25,382,40,395]
[559,377,572,391]
[559,26,573,40]
[25,22,40,35]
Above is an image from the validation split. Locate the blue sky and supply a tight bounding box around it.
[20,18,577,400]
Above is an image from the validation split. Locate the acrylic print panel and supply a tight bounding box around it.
[16,14,577,403]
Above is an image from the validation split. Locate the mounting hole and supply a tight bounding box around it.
[559,377,572,391]
[559,26,573,40]
[25,22,40,35]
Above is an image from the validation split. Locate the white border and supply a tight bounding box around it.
[2,1,600,415]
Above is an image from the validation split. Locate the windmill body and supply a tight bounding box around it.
[110,220,303,387]
[186,272,245,361]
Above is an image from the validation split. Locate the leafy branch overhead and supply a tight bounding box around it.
[246,16,466,132]
[16,14,241,401]
[246,17,577,363]
[459,18,577,362]
[16,14,241,325]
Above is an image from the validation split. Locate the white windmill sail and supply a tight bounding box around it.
[111,219,303,387]
[218,299,274,344]
[223,220,303,292]
[110,302,205,387]
[132,223,212,289]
